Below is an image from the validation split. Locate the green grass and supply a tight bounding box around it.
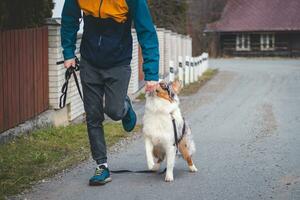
[180,68,218,96]
[0,123,141,200]
[136,92,146,101]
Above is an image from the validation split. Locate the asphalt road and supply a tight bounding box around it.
[18,58,300,200]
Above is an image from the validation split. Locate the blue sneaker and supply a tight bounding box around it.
[89,165,112,186]
[122,96,137,132]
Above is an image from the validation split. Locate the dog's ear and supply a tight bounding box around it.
[172,80,182,94]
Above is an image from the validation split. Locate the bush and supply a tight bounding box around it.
[0,0,54,30]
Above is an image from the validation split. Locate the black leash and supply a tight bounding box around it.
[56,57,83,109]
[172,118,179,153]
[111,168,166,174]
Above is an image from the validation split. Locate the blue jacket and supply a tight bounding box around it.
[61,0,159,81]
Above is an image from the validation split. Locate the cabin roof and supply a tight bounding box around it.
[206,0,300,32]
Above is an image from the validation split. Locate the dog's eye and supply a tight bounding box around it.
[159,82,168,90]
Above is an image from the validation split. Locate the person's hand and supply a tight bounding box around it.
[145,81,158,92]
[64,58,76,69]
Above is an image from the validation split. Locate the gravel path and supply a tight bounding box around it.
[16,58,300,200]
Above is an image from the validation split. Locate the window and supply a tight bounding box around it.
[236,34,250,51]
[260,33,275,51]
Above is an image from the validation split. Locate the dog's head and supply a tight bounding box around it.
[145,80,182,113]
[155,80,182,102]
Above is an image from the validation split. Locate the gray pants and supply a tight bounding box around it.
[80,58,131,164]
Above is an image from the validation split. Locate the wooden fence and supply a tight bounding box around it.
[0,26,49,133]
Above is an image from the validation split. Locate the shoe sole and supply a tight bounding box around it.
[89,177,112,186]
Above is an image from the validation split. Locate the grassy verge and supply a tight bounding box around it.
[136,92,146,101]
[0,123,141,199]
[180,68,218,96]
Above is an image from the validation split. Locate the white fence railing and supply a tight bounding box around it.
[167,53,209,85]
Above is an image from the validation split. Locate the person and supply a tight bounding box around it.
[61,0,159,186]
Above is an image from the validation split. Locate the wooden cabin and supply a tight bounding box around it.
[205,0,300,57]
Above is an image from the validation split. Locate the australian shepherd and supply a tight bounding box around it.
[143,80,197,182]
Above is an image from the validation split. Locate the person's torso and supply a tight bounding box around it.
[77,0,133,68]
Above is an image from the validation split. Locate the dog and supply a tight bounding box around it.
[142,80,198,182]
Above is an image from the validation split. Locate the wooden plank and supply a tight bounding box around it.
[19,29,27,123]
[42,26,49,110]
[13,30,20,125]
[0,32,4,132]
[35,27,41,113]
[32,28,37,115]
[2,31,8,131]
[33,28,39,115]
[27,28,35,118]
[22,29,29,120]
[8,30,14,129]
[8,31,18,128]
[5,30,14,130]
[8,30,15,129]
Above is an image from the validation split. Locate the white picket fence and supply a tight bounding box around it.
[169,53,209,85]
[154,28,209,85]
[129,28,193,93]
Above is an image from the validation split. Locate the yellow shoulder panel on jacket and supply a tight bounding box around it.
[77,0,129,23]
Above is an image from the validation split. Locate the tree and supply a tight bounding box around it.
[148,0,188,35]
[0,0,54,30]
[187,0,228,55]
[148,0,227,55]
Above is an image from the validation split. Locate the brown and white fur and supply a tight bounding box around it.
[142,80,197,182]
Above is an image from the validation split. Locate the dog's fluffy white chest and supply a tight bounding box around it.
[143,97,183,147]
[143,113,174,145]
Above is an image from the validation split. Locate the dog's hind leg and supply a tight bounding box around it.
[165,146,176,182]
[145,138,160,171]
[179,139,198,172]
[152,146,165,170]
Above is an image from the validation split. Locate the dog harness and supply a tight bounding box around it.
[172,116,187,153]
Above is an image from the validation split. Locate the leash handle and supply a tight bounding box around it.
[58,57,83,109]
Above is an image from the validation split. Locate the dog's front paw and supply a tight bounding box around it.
[165,174,174,182]
[147,161,155,170]
[151,163,160,171]
[189,164,198,172]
